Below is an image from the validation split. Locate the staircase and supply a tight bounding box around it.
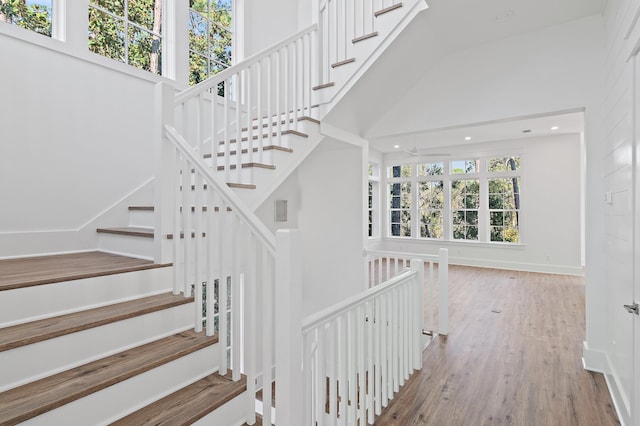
[0,1,429,424]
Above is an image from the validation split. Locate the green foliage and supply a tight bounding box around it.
[189,0,232,86]
[0,0,52,36]
[88,0,162,74]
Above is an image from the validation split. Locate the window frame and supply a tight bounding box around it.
[382,155,523,245]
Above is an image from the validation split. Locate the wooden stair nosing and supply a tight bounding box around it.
[352,31,378,43]
[203,145,294,159]
[128,206,154,211]
[110,372,246,426]
[217,162,276,172]
[0,293,193,352]
[0,330,217,426]
[218,129,309,145]
[0,252,170,292]
[374,2,403,17]
[313,82,336,91]
[331,57,356,68]
[96,227,154,238]
[227,182,256,190]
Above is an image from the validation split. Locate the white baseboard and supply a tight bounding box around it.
[581,341,608,373]
[583,342,631,426]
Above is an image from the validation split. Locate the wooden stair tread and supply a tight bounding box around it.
[375,2,402,16]
[110,372,246,426]
[128,206,154,211]
[227,182,257,189]
[332,57,356,68]
[218,129,308,145]
[0,252,168,291]
[203,145,294,159]
[96,227,154,238]
[0,292,193,352]
[242,115,320,131]
[217,162,276,171]
[313,82,336,90]
[353,31,378,43]
[0,330,217,425]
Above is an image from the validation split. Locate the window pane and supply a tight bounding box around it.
[128,26,161,74]
[388,164,412,178]
[418,162,443,176]
[451,159,479,174]
[489,177,520,243]
[1,0,53,36]
[88,9,125,62]
[488,156,520,172]
[91,0,125,15]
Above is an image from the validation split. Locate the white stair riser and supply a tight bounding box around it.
[129,209,155,228]
[0,302,195,393]
[98,233,155,260]
[20,342,219,426]
[0,267,172,327]
[192,391,249,426]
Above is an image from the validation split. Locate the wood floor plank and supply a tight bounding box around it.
[374,266,620,425]
[0,252,168,291]
[0,330,217,426]
[110,372,246,425]
[0,293,192,352]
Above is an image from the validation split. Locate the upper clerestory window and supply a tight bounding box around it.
[0,0,53,37]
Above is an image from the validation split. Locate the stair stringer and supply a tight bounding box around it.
[240,120,326,211]
[315,0,429,116]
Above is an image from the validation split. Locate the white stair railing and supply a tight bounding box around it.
[173,25,317,186]
[296,260,425,426]
[366,248,449,335]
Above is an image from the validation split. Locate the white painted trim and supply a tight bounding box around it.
[447,256,584,276]
[582,340,609,373]
[0,248,96,261]
[605,371,632,426]
[320,122,368,147]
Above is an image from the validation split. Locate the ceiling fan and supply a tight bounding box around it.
[400,136,450,157]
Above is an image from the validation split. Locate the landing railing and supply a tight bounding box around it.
[366,248,449,336]
[297,260,425,425]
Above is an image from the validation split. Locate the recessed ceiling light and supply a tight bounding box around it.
[551,126,559,130]
[394,144,400,149]
[464,136,472,141]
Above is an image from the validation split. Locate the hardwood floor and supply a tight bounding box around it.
[375,266,620,426]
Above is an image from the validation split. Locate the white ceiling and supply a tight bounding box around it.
[422,0,605,56]
[363,0,603,153]
[371,110,585,154]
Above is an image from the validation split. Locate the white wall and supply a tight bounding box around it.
[371,134,583,275]
[598,0,640,422]
[298,139,365,316]
[0,30,161,257]
[243,0,299,57]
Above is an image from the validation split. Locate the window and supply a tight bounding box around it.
[388,164,412,237]
[382,156,521,244]
[488,156,521,242]
[451,179,479,240]
[189,0,232,85]
[368,163,380,238]
[0,0,52,36]
[419,181,444,238]
[88,0,164,75]
[389,181,411,237]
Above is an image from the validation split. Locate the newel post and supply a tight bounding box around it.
[410,259,425,370]
[153,82,176,266]
[275,229,303,426]
[438,248,449,335]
